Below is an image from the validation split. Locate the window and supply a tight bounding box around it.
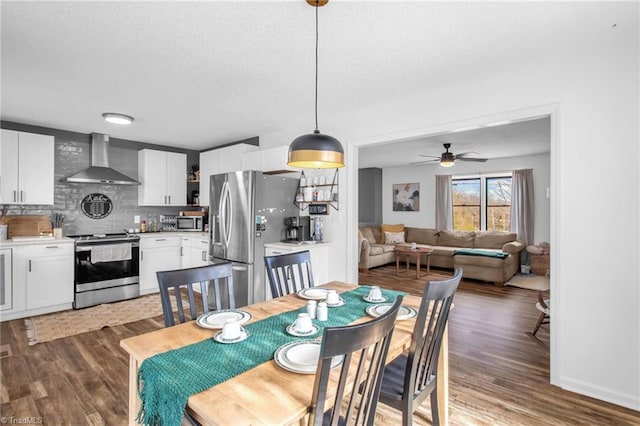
[452,174,512,231]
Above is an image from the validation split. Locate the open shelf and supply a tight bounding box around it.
[294,169,339,212]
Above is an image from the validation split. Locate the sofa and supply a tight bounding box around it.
[358,224,525,285]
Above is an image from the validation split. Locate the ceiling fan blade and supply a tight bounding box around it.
[455,151,479,158]
[418,154,441,159]
[409,159,439,165]
[456,157,488,162]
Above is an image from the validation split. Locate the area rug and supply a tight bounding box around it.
[505,273,550,291]
[25,294,173,345]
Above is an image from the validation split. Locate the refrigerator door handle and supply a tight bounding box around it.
[219,182,229,250]
[221,181,233,249]
[232,265,248,272]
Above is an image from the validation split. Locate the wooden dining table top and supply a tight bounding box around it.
[120,281,435,425]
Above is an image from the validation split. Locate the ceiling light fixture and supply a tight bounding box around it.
[287,0,345,169]
[102,112,134,125]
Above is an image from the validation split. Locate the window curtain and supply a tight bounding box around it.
[435,174,453,230]
[510,168,535,265]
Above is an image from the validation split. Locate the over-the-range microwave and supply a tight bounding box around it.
[176,216,204,231]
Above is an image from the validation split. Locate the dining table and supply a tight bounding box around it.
[120,281,450,425]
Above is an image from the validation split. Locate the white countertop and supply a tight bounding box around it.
[0,236,74,247]
[137,231,209,239]
[264,241,331,249]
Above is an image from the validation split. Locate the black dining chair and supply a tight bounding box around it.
[156,262,235,328]
[264,250,314,298]
[309,297,404,426]
[377,269,462,426]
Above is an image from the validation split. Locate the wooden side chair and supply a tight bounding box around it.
[378,269,462,426]
[156,262,235,328]
[532,290,550,336]
[309,297,404,426]
[264,250,314,298]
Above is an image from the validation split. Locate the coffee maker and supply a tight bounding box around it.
[284,216,311,242]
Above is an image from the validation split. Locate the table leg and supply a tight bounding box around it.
[426,254,431,276]
[406,254,409,272]
[395,252,400,276]
[415,254,420,279]
[128,355,141,426]
[437,325,449,425]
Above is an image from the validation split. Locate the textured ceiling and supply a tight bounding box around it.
[0,1,631,155]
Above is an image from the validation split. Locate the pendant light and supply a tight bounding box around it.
[287,0,345,169]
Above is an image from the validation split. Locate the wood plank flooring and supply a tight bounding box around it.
[1,266,638,425]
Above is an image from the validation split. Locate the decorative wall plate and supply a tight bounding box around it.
[80,193,113,219]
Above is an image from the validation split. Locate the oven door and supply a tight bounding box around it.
[74,242,140,308]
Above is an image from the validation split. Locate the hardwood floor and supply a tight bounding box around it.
[1,267,639,425]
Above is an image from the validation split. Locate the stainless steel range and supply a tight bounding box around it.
[70,232,140,309]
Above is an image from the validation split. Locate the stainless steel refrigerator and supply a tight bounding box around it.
[209,170,299,307]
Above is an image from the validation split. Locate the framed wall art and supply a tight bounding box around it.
[392,183,420,211]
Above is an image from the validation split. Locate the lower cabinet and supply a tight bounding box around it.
[139,236,182,294]
[1,248,13,312]
[2,242,74,321]
[263,243,330,300]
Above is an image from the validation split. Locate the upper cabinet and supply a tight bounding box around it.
[138,149,187,206]
[0,129,54,205]
[199,143,257,206]
[241,145,298,174]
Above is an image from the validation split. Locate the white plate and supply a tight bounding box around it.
[363,295,388,304]
[297,288,329,300]
[325,297,345,307]
[286,323,321,337]
[213,328,250,344]
[196,309,252,329]
[365,304,418,321]
[274,341,342,374]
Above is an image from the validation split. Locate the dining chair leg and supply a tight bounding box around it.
[430,386,440,426]
[532,311,546,336]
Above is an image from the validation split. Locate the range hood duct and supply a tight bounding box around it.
[65,133,140,185]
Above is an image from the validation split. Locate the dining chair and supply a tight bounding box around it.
[531,290,550,336]
[156,262,235,327]
[377,269,462,426]
[264,250,314,298]
[309,297,404,426]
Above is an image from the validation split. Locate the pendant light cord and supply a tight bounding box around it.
[314,4,319,134]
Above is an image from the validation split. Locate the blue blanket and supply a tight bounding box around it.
[453,248,509,259]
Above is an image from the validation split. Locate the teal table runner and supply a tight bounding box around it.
[453,248,509,259]
[137,286,406,426]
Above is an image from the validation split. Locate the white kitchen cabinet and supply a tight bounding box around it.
[0,248,13,311]
[0,129,54,205]
[180,236,191,267]
[139,236,182,294]
[263,243,330,300]
[188,236,210,267]
[138,149,187,206]
[261,145,298,174]
[199,143,257,206]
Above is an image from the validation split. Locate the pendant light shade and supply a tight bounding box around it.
[288,130,344,168]
[288,0,345,169]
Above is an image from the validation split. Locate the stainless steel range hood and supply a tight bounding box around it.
[65,133,140,185]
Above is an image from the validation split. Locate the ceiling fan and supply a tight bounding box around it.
[410,143,488,167]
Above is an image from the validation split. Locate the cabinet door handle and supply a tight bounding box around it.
[180,247,184,256]
[29,259,32,272]
[155,239,166,242]
[45,246,59,249]
[141,251,144,261]
[168,195,171,205]
[201,251,206,261]
[13,190,17,203]
[20,191,24,202]
[271,251,282,255]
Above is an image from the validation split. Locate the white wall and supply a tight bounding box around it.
[380,153,551,245]
[258,4,639,411]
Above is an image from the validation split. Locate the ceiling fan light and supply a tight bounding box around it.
[102,112,134,125]
[288,131,345,169]
[440,152,455,167]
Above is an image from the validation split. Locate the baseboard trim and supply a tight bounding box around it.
[559,375,640,412]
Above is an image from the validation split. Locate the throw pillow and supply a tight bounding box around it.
[384,231,405,244]
[381,223,404,233]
